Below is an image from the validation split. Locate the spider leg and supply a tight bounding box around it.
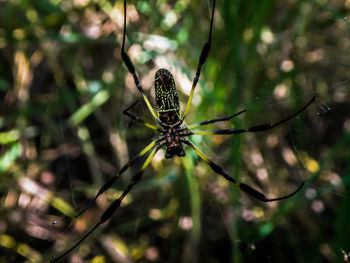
[51,143,163,263]
[121,0,160,123]
[182,0,216,120]
[180,109,246,131]
[75,139,158,218]
[123,100,161,131]
[182,138,304,202]
[185,97,315,136]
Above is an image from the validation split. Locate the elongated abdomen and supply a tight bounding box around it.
[154,68,181,123]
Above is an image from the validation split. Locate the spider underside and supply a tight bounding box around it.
[51,0,315,261]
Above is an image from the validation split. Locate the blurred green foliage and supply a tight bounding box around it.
[0,0,349,262]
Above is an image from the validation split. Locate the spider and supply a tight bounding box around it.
[51,0,315,261]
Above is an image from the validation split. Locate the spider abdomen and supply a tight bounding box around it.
[154,68,181,123]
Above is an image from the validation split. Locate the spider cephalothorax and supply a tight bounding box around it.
[163,126,186,158]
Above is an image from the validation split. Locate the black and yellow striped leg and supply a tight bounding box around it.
[75,139,158,218]
[123,100,161,131]
[185,97,316,136]
[182,0,216,119]
[182,138,304,202]
[51,143,163,263]
[180,109,246,131]
[121,0,160,123]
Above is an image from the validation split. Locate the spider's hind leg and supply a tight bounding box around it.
[180,109,246,131]
[184,97,316,136]
[182,0,217,120]
[123,100,160,131]
[121,0,160,123]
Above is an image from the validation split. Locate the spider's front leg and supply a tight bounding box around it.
[75,139,158,218]
[182,138,304,202]
[51,141,165,263]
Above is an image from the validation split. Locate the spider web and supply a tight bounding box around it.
[124,2,350,262]
[45,2,350,263]
[1,0,350,262]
